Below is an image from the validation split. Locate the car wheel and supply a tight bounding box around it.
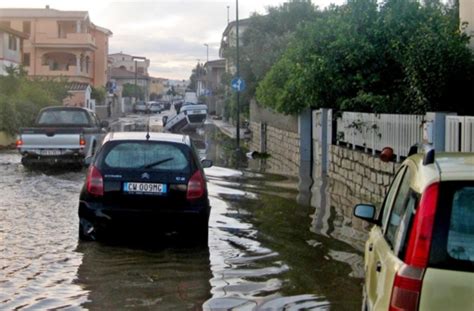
[79,218,96,241]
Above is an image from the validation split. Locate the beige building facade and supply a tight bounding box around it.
[460,0,474,49]
[0,24,27,75]
[0,7,112,87]
[109,52,150,76]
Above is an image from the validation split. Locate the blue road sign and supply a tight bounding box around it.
[231,78,246,92]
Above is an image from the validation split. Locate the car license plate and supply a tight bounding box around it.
[123,182,167,195]
[40,149,62,156]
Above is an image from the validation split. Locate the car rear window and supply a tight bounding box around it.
[102,142,190,172]
[430,181,474,272]
[38,110,89,125]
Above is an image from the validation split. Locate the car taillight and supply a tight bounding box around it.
[404,182,439,267]
[16,139,23,148]
[187,170,205,200]
[86,165,103,196]
[389,182,439,311]
[389,264,424,311]
[79,135,86,148]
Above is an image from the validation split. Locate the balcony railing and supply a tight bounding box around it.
[40,65,92,79]
[35,33,96,49]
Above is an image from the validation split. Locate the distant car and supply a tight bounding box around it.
[354,146,474,311]
[133,101,147,113]
[148,101,163,114]
[78,132,213,242]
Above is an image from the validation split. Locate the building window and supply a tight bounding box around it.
[85,56,90,73]
[23,21,31,35]
[23,53,30,66]
[8,35,17,51]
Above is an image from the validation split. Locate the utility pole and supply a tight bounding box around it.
[227,5,230,24]
[134,60,138,103]
[204,43,209,98]
[235,0,240,150]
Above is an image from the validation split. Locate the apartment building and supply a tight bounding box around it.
[0,7,112,87]
[109,52,150,76]
[460,0,474,49]
[0,24,27,75]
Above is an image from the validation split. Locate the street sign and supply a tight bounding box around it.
[231,78,246,92]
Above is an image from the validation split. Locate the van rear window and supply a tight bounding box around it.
[103,142,189,172]
[430,182,474,272]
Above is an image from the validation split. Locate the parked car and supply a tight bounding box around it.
[354,146,474,311]
[133,101,147,113]
[16,106,108,167]
[78,132,213,242]
[148,101,163,114]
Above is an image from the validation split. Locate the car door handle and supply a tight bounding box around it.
[376,261,382,273]
[368,243,373,252]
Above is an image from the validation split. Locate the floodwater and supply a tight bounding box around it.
[0,125,364,310]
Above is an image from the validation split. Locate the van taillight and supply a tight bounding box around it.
[187,170,205,200]
[389,264,424,311]
[389,182,439,311]
[86,165,103,196]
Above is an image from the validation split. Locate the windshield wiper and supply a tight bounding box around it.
[142,157,174,169]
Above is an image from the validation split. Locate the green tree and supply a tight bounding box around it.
[256,0,474,115]
[91,86,107,104]
[0,65,69,135]
[122,83,145,100]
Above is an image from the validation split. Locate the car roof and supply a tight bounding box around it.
[405,152,474,193]
[40,106,93,113]
[103,132,191,146]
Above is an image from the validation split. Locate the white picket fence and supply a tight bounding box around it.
[337,112,424,161]
[445,116,474,152]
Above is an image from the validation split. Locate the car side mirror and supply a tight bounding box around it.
[201,159,213,168]
[100,120,109,128]
[353,204,377,224]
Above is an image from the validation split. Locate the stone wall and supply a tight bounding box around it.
[249,100,300,177]
[329,145,400,208]
[311,144,401,251]
[249,121,300,177]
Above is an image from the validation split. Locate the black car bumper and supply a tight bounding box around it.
[79,200,210,234]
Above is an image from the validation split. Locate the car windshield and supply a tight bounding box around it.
[37,110,89,125]
[103,142,189,172]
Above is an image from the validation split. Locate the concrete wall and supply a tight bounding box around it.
[0,131,15,147]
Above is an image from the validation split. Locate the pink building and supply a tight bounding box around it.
[0,24,27,75]
[0,7,112,88]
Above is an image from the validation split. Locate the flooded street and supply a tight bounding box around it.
[0,125,364,310]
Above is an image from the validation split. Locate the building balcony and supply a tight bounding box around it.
[35,33,97,50]
[40,65,93,79]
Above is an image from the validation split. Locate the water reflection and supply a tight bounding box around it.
[76,242,212,310]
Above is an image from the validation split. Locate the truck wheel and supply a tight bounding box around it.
[21,157,32,168]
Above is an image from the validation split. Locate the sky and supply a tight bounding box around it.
[0,0,345,80]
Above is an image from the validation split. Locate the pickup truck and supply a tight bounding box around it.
[16,106,108,167]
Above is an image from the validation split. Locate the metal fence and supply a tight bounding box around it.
[337,112,424,161]
[445,116,474,152]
